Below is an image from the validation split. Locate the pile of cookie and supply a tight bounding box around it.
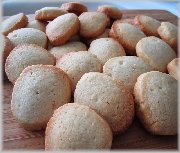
[1,2,178,150]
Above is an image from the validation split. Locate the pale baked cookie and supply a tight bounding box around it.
[134,71,177,135]
[45,103,112,150]
[167,58,179,80]
[5,44,55,84]
[110,22,146,55]
[1,34,14,66]
[1,13,28,36]
[74,72,134,134]
[26,20,46,32]
[103,56,153,92]
[11,65,71,131]
[88,38,126,65]
[60,2,88,16]
[35,7,68,21]
[157,22,178,52]
[134,15,160,36]
[46,13,79,46]
[79,12,108,38]
[97,5,122,20]
[7,28,47,48]
[136,36,177,72]
[56,51,102,92]
[49,41,87,60]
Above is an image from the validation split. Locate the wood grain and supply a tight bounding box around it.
[3,10,178,150]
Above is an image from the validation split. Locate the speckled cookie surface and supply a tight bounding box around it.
[167,58,179,80]
[134,71,177,135]
[26,20,46,32]
[11,65,71,131]
[45,103,112,150]
[74,72,134,134]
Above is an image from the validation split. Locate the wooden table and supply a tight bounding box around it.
[3,10,178,150]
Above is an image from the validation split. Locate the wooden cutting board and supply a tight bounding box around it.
[3,10,178,150]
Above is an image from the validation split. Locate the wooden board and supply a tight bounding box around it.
[3,10,178,150]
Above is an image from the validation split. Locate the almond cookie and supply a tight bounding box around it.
[79,12,108,38]
[136,36,176,72]
[46,13,79,46]
[1,13,28,36]
[103,56,153,92]
[56,51,102,92]
[110,22,146,55]
[26,20,46,32]
[60,2,87,16]
[50,41,87,60]
[97,5,122,20]
[134,71,177,135]
[11,65,71,131]
[88,38,126,65]
[157,22,178,52]
[134,15,160,36]
[5,44,55,84]
[35,7,68,21]
[45,103,112,150]
[7,28,47,48]
[74,72,134,134]
[167,58,179,80]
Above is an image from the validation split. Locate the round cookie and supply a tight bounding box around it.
[56,51,102,92]
[134,71,177,135]
[2,13,28,36]
[134,15,161,36]
[35,7,68,21]
[97,5,122,20]
[60,2,88,16]
[11,65,71,131]
[46,13,79,46]
[167,58,179,80]
[103,56,153,92]
[45,103,112,150]
[7,28,47,48]
[78,12,108,38]
[109,22,146,55]
[74,72,134,134]
[49,41,87,60]
[157,22,178,52]
[136,36,177,72]
[26,20,46,32]
[88,38,126,65]
[5,44,55,84]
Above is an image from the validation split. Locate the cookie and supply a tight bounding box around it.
[97,5,122,20]
[26,20,46,32]
[134,71,177,135]
[46,13,79,46]
[74,72,134,134]
[110,22,146,55]
[1,34,14,66]
[5,44,55,84]
[11,65,71,130]
[167,58,179,80]
[136,36,177,72]
[60,2,88,16]
[1,13,28,36]
[35,7,68,21]
[79,12,108,38]
[45,103,112,150]
[103,56,153,92]
[49,41,87,60]
[56,51,102,92]
[134,15,160,36]
[88,38,126,65]
[157,22,178,52]
[7,28,47,48]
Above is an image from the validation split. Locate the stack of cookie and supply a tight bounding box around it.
[1,1,178,150]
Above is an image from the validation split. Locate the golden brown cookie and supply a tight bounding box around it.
[167,58,179,80]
